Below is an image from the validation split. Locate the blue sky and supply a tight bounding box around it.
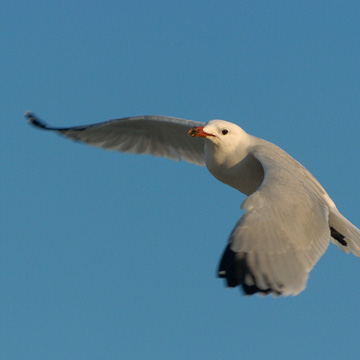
[2,1,360,359]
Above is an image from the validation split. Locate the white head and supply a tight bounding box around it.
[188,119,251,154]
[188,120,259,193]
[188,119,253,170]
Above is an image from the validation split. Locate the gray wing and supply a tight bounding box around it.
[25,112,206,165]
[218,140,331,296]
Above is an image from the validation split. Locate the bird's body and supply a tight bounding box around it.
[26,112,360,296]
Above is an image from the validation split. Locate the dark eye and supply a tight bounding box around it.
[222,129,228,135]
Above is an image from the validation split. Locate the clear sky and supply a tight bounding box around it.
[2,1,360,359]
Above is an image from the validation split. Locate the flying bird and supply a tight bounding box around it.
[25,111,360,296]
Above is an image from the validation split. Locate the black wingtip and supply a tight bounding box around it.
[24,111,50,130]
[218,245,281,297]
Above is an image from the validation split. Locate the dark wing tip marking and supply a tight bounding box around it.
[24,111,83,132]
[218,244,281,297]
[24,111,51,130]
[330,227,347,246]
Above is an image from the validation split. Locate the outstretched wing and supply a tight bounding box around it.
[25,112,206,165]
[218,140,331,296]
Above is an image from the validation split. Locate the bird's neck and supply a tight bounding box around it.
[204,143,264,196]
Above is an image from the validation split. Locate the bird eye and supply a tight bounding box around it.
[222,129,229,135]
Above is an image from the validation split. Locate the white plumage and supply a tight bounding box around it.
[26,112,360,296]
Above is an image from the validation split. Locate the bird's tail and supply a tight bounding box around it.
[329,208,360,257]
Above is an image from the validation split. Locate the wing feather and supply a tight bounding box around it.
[26,112,206,165]
[219,140,331,296]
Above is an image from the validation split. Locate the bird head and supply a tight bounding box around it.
[188,120,250,151]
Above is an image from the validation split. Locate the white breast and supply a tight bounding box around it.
[205,147,264,196]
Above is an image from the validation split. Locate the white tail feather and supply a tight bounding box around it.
[329,209,360,257]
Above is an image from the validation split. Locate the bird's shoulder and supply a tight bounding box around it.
[244,136,329,208]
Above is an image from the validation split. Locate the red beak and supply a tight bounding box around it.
[187,126,215,138]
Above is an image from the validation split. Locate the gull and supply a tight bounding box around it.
[25,111,360,296]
